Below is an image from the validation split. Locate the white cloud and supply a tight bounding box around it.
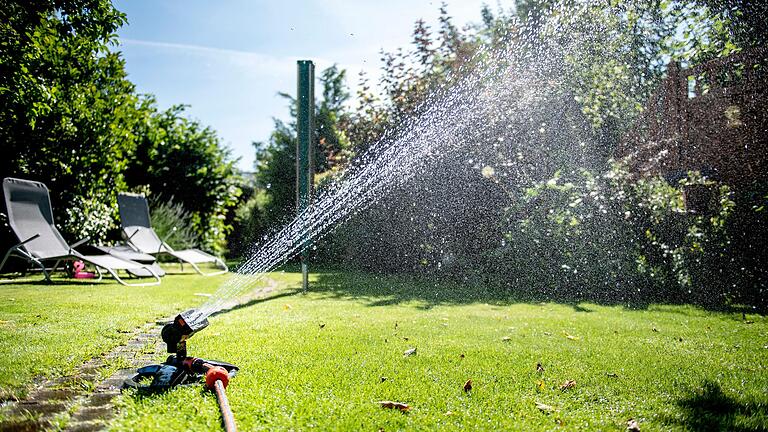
[120,38,295,77]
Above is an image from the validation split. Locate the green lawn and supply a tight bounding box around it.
[0,269,230,401]
[1,269,767,431]
[114,271,767,431]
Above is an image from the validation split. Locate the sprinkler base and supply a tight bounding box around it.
[124,355,238,391]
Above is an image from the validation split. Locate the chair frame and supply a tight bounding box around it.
[1,178,161,286]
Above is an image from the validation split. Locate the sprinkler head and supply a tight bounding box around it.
[161,309,209,357]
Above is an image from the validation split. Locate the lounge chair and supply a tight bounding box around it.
[86,244,166,278]
[117,193,228,276]
[0,178,161,286]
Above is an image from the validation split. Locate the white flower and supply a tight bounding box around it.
[481,166,496,179]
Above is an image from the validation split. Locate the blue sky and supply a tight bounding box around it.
[113,0,497,171]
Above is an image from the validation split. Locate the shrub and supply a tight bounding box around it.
[62,194,118,244]
[149,197,199,251]
[125,102,241,256]
[226,190,269,259]
[493,163,740,306]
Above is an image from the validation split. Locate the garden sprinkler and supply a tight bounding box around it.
[124,309,239,432]
[160,308,210,358]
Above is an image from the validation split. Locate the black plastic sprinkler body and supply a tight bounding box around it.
[161,308,209,358]
[125,309,238,431]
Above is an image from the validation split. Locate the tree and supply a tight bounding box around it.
[252,117,297,230]
[0,0,139,240]
[704,0,768,49]
[249,65,352,239]
[316,65,352,172]
[124,101,241,254]
[0,1,242,253]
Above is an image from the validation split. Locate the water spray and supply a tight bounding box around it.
[121,5,635,429]
[194,40,540,318]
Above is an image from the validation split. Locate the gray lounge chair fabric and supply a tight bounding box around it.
[90,244,166,277]
[0,178,161,286]
[117,193,228,276]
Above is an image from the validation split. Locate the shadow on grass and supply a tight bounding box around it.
[208,289,303,318]
[669,381,768,432]
[295,268,630,312]
[0,276,166,287]
[0,265,223,286]
[0,276,111,286]
[283,266,763,314]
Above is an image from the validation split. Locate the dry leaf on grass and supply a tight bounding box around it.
[536,380,545,390]
[559,380,576,391]
[403,347,417,357]
[536,402,555,413]
[626,418,640,431]
[444,411,454,416]
[536,362,545,372]
[463,379,473,392]
[283,304,292,310]
[563,332,580,340]
[377,401,411,412]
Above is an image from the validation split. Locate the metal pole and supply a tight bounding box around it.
[296,60,314,293]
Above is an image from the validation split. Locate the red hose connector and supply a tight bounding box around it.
[205,366,230,389]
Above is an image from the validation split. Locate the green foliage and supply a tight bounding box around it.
[515,0,556,25]
[124,101,241,255]
[702,0,768,49]
[316,65,353,172]
[526,2,669,130]
[344,5,483,153]
[227,183,269,259]
[497,164,739,305]
[0,0,139,242]
[346,71,389,154]
[253,119,297,229]
[250,65,352,236]
[63,192,118,243]
[660,0,767,65]
[0,2,240,251]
